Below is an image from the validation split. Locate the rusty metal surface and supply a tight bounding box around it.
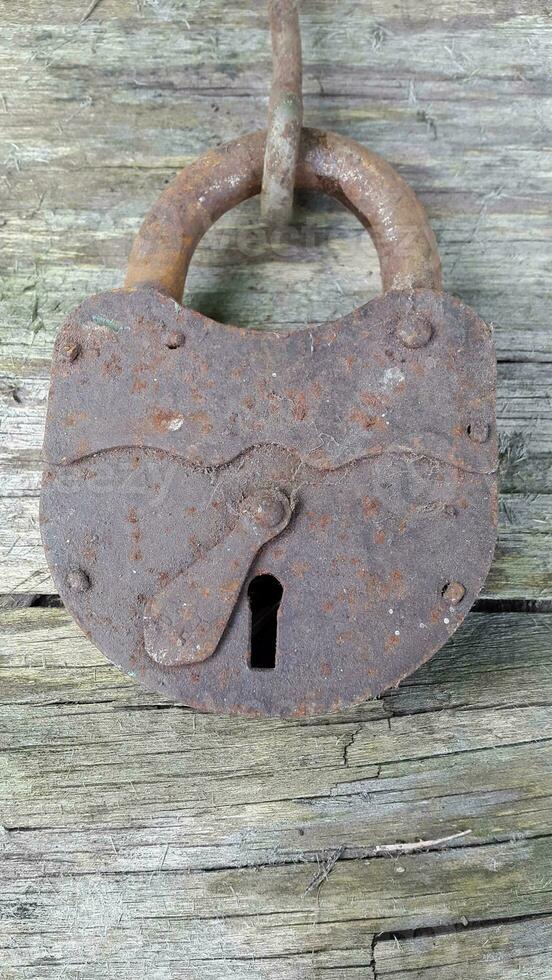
[43,288,496,475]
[41,287,497,717]
[124,128,442,302]
[261,0,303,226]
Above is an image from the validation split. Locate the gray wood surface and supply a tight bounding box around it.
[2,608,552,977]
[1,1,551,977]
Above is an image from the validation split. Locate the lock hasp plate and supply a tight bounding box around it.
[41,286,497,717]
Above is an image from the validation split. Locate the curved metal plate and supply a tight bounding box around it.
[44,287,496,474]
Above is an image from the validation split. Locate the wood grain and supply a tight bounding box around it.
[375,915,552,979]
[1,607,552,977]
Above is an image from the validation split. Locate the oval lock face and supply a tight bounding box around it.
[41,287,497,717]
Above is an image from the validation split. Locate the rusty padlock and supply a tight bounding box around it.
[40,128,497,717]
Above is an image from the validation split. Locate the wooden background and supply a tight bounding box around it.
[1,1,551,976]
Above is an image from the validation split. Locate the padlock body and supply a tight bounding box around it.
[41,287,497,716]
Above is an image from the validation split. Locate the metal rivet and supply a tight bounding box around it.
[467,420,490,443]
[63,341,81,363]
[66,568,91,593]
[396,315,433,349]
[165,331,186,349]
[442,581,465,605]
[253,495,286,529]
[243,490,289,530]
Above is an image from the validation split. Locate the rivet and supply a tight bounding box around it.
[66,568,91,593]
[442,581,465,605]
[396,315,433,349]
[467,420,490,443]
[63,341,81,363]
[253,495,286,529]
[243,490,289,530]
[165,331,186,349]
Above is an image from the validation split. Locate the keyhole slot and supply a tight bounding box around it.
[248,575,283,669]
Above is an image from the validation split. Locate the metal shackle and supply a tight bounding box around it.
[125,128,442,304]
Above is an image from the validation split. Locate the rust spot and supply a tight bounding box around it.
[362,496,381,519]
[350,408,386,431]
[360,390,387,409]
[336,630,354,646]
[189,385,205,405]
[309,380,322,399]
[285,388,307,421]
[151,408,184,432]
[101,353,123,377]
[307,511,331,531]
[187,411,213,434]
[221,578,241,597]
[63,411,88,427]
[127,508,143,562]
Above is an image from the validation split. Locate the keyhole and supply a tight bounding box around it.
[248,575,283,669]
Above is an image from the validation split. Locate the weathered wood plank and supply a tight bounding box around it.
[2,839,552,969]
[375,915,552,979]
[2,606,552,975]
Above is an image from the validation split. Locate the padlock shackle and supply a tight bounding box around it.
[125,128,442,302]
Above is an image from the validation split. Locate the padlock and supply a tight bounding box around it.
[40,128,497,717]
